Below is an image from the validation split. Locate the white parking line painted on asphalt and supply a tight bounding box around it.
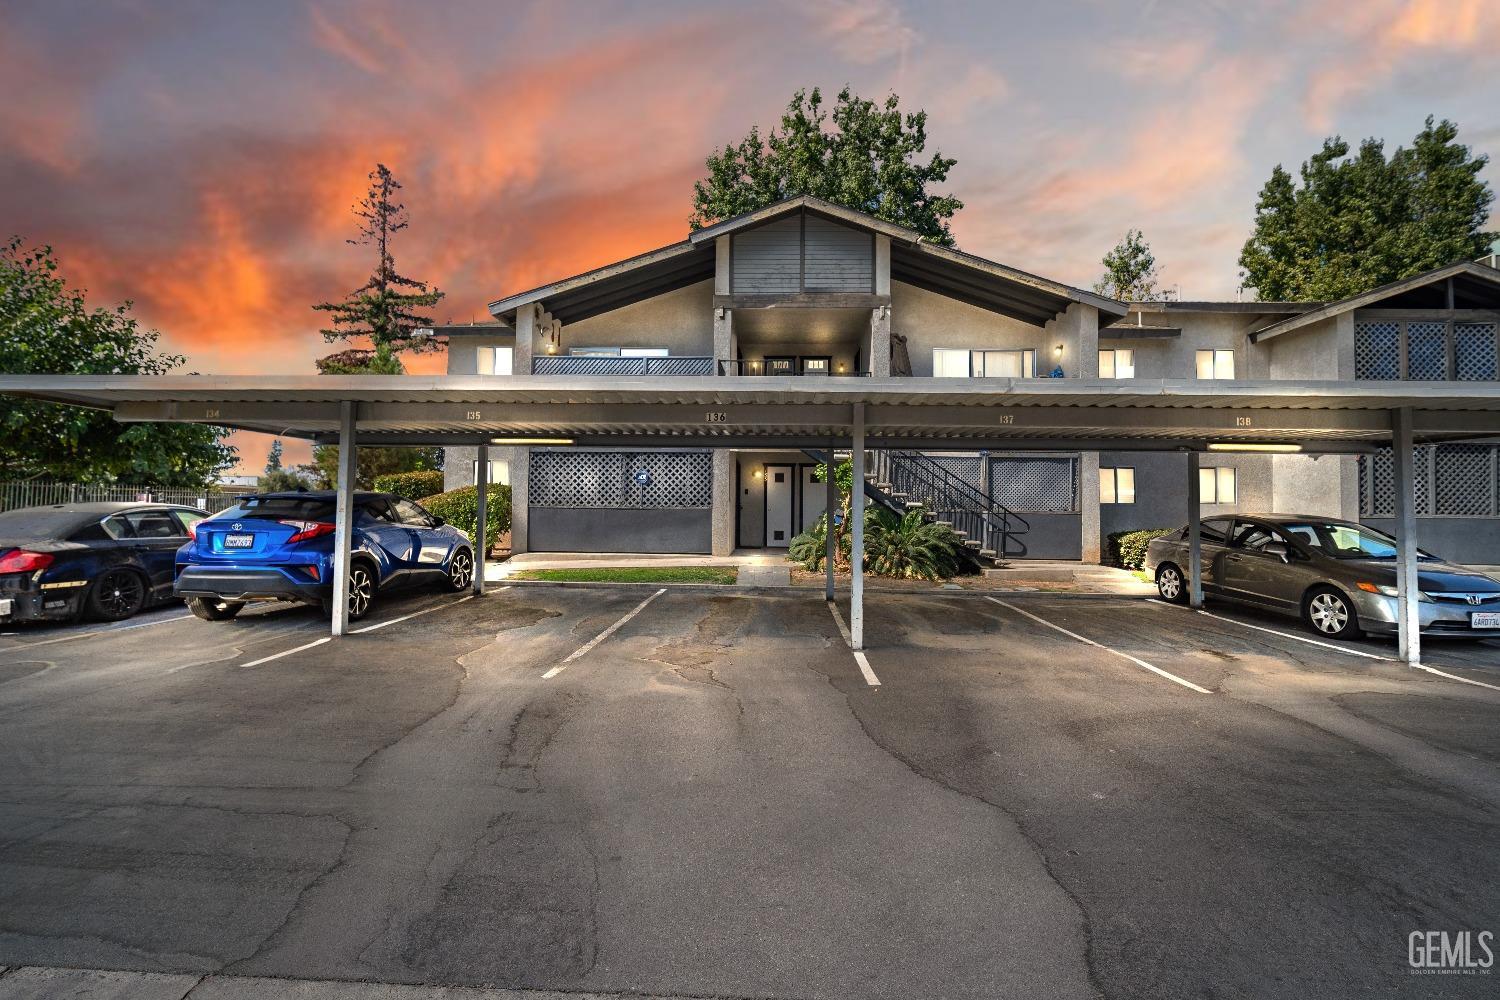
[1144,598,1391,661]
[826,600,880,686]
[987,597,1212,694]
[543,588,666,679]
[3,611,194,648]
[1143,598,1500,694]
[351,594,475,634]
[241,636,332,667]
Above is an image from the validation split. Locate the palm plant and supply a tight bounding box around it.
[862,507,962,581]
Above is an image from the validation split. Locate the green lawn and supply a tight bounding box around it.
[509,566,739,585]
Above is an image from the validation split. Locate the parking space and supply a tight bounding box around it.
[2,586,1500,999]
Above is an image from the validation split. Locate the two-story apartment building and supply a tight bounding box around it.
[439,196,1500,564]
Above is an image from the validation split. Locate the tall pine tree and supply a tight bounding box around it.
[313,164,445,372]
[1239,117,1495,301]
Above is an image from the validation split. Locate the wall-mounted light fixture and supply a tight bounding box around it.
[1054,343,1064,356]
[753,467,764,480]
[837,362,847,373]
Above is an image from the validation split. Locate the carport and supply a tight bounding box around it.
[4,374,1500,665]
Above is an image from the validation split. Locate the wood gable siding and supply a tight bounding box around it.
[730,212,873,294]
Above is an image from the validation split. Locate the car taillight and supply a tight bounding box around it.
[279,520,336,544]
[187,521,199,540]
[0,549,54,574]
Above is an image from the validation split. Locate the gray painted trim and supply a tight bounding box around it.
[1250,262,1500,343]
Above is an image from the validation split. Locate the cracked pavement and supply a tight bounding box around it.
[1,585,1499,998]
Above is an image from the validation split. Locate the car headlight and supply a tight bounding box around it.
[1356,582,1399,598]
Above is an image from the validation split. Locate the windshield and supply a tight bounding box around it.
[0,507,95,538]
[1278,521,1432,560]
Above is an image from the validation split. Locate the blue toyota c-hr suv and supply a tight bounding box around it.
[174,491,474,622]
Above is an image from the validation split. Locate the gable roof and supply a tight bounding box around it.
[1249,262,1500,343]
[488,194,1128,329]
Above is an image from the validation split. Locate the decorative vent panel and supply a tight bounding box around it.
[1406,321,1448,379]
[988,457,1078,513]
[1455,323,1498,381]
[529,451,712,509]
[1355,322,1400,379]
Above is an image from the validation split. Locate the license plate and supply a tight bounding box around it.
[224,533,255,549]
[0,598,11,617]
[1471,612,1500,629]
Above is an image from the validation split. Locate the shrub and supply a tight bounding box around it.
[418,484,512,551]
[864,506,963,580]
[1108,527,1177,569]
[374,469,446,500]
[789,513,849,571]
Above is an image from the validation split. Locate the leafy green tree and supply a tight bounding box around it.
[1094,229,1162,301]
[0,237,236,486]
[690,87,963,245]
[313,163,444,368]
[1239,117,1496,301]
[298,443,442,491]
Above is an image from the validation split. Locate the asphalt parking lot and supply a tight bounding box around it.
[1,585,1499,999]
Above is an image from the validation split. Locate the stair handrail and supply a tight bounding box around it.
[873,449,1031,557]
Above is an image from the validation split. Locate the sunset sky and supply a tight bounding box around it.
[5,0,1498,473]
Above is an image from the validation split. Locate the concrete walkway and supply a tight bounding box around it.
[487,549,785,582]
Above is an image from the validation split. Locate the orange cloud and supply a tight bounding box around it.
[1302,0,1500,130]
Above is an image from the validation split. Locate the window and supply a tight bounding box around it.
[475,346,514,376]
[1199,466,1237,504]
[932,349,1035,378]
[1231,522,1280,552]
[800,357,830,374]
[1099,349,1135,379]
[1195,349,1235,379]
[933,349,971,378]
[171,509,208,535]
[1198,517,1234,544]
[472,459,511,486]
[393,498,432,525]
[1099,467,1135,504]
[566,347,668,357]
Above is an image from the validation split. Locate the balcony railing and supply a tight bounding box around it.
[717,360,870,376]
[531,355,715,376]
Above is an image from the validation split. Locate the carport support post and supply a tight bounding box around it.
[825,437,836,602]
[1392,408,1420,665]
[331,400,357,637]
[1186,450,1204,608]
[473,443,488,596]
[850,404,866,651]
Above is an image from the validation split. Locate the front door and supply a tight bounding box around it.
[765,464,794,547]
[1222,520,1300,611]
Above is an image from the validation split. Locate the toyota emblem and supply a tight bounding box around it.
[232,523,242,530]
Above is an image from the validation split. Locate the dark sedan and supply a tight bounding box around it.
[0,502,210,625]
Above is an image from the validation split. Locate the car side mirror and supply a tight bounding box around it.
[431,516,446,527]
[1263,541,1291,563]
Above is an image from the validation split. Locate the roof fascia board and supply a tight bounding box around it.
[1248,262,1500,344]
[486,240,702,318]
[686,195,920,246]
[905,242,1128,320]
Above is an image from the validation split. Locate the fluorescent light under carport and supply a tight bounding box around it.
[490,437,574,445]
[1206,442,1304,453]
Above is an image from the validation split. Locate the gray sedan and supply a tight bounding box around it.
[1144,514,1500,640]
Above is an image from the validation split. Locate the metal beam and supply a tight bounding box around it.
[474,445,488,597]
[1186,451,1203,608]
[851,404,866,651]
[1392,408,1420,665]
[825,437,836,602]
[331,401,357,637]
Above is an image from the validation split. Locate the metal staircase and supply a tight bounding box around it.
[805,449,1030,565]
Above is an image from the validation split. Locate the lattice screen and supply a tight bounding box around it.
[1361,445,1498,517]
[927,455,984,487]
[1434,445,1495,516]
[1406,321,1448,379]
[1355,321,1400,379]
[1455,323,1499,381]
[989,457,1078,512]
[529,450,712,508]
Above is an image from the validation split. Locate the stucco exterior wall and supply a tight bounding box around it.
[560,279,714,355]
[891,281,1049,375]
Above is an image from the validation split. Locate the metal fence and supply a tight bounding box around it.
[0,481,248,514]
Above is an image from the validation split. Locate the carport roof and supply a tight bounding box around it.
[4,374,1500,452]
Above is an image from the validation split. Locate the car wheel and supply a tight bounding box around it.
[445,548,474,592]
[346,562,376,620]
[186,596,244,621]
[87,568,147,622]
[1304,586,1360,639]
[1156,563,1188,604]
